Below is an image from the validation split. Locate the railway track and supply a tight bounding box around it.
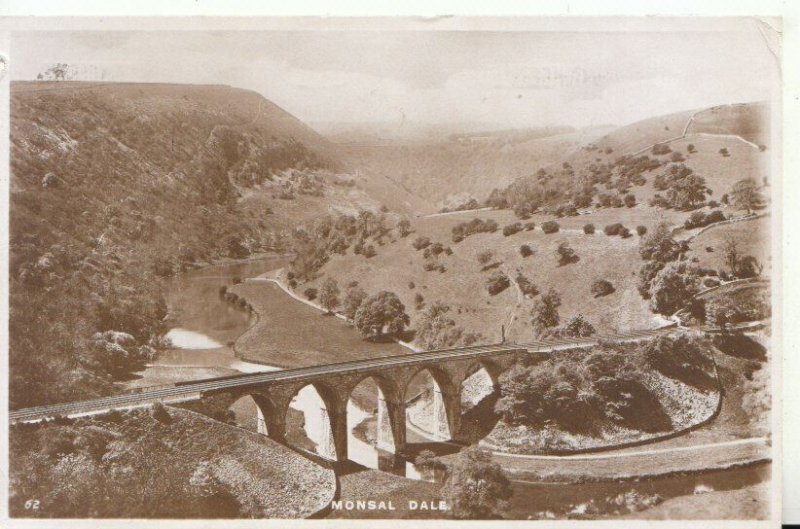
[9,325,678,424]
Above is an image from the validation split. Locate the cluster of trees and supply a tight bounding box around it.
[451,218,499,243]
[684,209,726,229]
[338,287,410,340]
[441,447,512,519]
[604,223,631,238]
[439,197,480,213]
[637,223,693,315]
[290,209,409,281]
[9,410,248,518]
[530,289,562,336]
[495,334,712,437]
[415,301,482,350]
[495,341,674,436]
[486,272,511,295]
[704,288,770,329]
[556,242,578,265]
[650,164,711,210]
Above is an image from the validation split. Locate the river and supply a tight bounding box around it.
[124,256,771,520]
[122,255,389,469]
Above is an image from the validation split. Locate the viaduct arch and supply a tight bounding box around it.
[221,349,523,462]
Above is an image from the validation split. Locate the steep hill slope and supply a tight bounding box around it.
[8,81,376,407]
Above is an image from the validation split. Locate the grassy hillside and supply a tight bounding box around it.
[8,81,364,407]
[294,103,772,348]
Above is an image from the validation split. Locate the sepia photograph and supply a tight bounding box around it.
[2,15,782,525]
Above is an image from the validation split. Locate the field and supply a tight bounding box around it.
[230,281,408,367]
[685,216,771,274]
[304,207,672,345]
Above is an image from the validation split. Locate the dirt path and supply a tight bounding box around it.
[631,107,761,157]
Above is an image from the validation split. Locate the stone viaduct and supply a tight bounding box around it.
[204,345,533,462]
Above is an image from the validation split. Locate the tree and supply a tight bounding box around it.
[342,286,367,321]
[731,178,764,214]
[531,289,561,334]
[541,220,560,234]
[502,223,523,237]
[354,291,410,338]
[624,193,637,208]
[477,250,494,266]
[556,241,577,265]
[304,287,318,301]
[397,218,412,237]
[723,236,739,275]
[519,244,533,258]
[639,223,680,262]
[583,223,595,234]
[486,272,510,295]
[319,278,340,313]
[591,279,614,297]
[413,236,431,250]
[561,314,596,337]
[648,263,699,315]
[441,447,512,519]
[416,301,464,350]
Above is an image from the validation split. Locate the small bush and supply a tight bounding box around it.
[583,223,595,234]
[541,220,560,234]
[486,272,510,295]
[524,222,536,231]
[304,287,318,300]
[636,225,647,236]
[408,281,415,289]
[519,244,533,258]
[652,143,672,155]
[719,147,730,157]
[477,250,494,266]
[604,223,625,236]
[288,279,297,289]
[413,236,431,250]
[556,242,578,265]
[624,193,637,208]
[503,223,523,237]
[591,279,615,297]
[363,245,377,258]
[414,293,425,308]
[515,273,539,297]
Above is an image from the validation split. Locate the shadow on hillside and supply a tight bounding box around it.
[481,261,503,272]
[364,329,416,344]
[712,333,767,362]
[458,393,501,444]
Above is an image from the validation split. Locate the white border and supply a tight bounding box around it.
[0,2,796,527]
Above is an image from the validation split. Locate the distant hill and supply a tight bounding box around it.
[338,126,608,211]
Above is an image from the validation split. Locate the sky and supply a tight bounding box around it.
[10,19,780,133]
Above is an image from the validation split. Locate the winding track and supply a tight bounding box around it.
[9,327,677,424]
